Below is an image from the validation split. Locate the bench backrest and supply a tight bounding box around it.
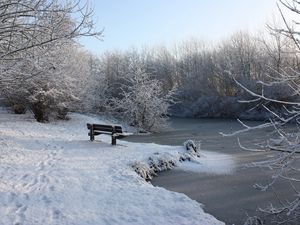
[87,123,123,133]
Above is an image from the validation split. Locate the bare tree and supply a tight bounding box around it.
[224,1,300,223]
[0,0,101,60]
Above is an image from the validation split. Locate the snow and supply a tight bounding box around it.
[0,109,224,225]
[176,151,235,175]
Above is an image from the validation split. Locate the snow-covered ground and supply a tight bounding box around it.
[0,109,225,225]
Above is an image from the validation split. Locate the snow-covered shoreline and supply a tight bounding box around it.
[0,110,224,225]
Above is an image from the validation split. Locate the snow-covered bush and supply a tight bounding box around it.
[27,83,77,122]
[184,140,201,157]
[1,41,84,122]
[133,141,202,180]
[108,62,175,132]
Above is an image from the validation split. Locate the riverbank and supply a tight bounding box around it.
[126,117,300,224]
[0,109,223,225]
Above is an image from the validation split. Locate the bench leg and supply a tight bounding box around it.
[112,136,116,145]
[90,127,94,141]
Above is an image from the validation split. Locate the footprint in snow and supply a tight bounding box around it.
[41,195,51,204]
[52,208,62,220]
[37,162,45,171]
[39,174,49,183]
[8,192,16,203]
[21,174,29,180]
[25,177,38,189]
[13,204,27,225]
[16,205,27,214]
[49,185,55,192]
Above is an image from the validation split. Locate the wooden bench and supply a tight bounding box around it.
[87,123,129,145]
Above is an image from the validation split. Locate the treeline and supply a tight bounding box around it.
[83,31,299,126]
[1,1,299,132]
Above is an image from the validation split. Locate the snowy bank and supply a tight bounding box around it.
[0,109,224,225]
[132,140,235,181]
[132,140,202,181]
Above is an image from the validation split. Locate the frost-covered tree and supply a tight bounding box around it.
[108,62,174,132]
[226,1,300,223]
[0,0,101,121]
[0,0,99,60]
[142,46,178,93]
[3,39,86,121]
[27,43,82,121]
[80,54,110,113]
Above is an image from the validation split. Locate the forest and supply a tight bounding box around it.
[0,0,299,133]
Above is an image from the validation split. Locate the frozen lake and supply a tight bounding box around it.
[126,118,300,224]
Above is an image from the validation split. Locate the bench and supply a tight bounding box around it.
[87,123,129,145]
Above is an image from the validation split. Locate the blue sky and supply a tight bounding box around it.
[80,0,281,54]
